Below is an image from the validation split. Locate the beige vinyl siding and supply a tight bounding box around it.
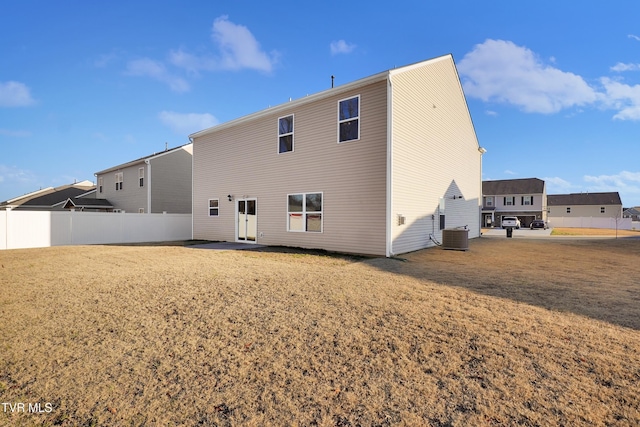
[548,204,622,218]
[390,56,481,255]
[96,163,148,213]
[149,145,193,213]
[193,81,388,255]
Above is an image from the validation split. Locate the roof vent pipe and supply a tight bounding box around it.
[331,75,335,88]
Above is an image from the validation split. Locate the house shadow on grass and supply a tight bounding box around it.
[362,237,640,331]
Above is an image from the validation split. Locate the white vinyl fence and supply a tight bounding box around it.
[547,216,632,230]
[0,210,192,250]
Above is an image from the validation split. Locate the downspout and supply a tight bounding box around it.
[145,159,151,213]
[386,74,394,257]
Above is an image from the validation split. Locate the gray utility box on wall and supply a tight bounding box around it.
[442,228,469,251]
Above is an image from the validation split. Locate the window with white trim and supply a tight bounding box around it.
[139,208,144,213]
[139,167,144,187]
[504,196,515,206]
[600,206,605,213]
[278,115,294,153]
[209,199,219,217]
[485,196,493,207]
[566,207,571,213]
[522,196,533,205]
[338,95,360,143]
[115,172,123,191]
[98,177,103,193]
[288,193,322,232]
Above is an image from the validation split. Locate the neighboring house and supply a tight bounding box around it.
[190,54,483,256]
[0,180,112,211]
[547,192,623,227]
[623,207,640,221]
[481,178,547,228]
[94,143,193,214]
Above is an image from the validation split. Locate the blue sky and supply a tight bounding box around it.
[1,1,640,206]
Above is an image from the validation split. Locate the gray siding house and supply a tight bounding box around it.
[190,55,483,256]
[95,143,193,214]
[482,178,547,228]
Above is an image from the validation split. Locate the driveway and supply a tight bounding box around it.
[482,227,553,238]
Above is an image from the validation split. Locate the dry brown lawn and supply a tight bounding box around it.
[1,237,639,426]
[551,227,640,236]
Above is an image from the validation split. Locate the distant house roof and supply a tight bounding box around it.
[623,207,640,217]
[95,143,192,175]
[548,192,622,206]
[1,180,95,209]
[482,178,545,195]
[62,198,114,210]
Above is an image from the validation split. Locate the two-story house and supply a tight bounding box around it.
[190,54,484,256]
[482,178,547,228]
[94,143,193,214]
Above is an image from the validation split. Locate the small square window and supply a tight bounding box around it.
[139,167,144,187]
[209,199,219,217]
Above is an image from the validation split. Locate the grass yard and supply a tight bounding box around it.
[1,238,639,426]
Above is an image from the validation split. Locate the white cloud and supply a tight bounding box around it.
[158,111,219,135]
[628,34,640,42]
[213,15,276,72]
[610,62,640,72]
[94,52,118,68]
[543,176,575,193]
[0,81,36,107]
[503,169,517,175]
[330,40,356,55]
[169,16,277,74]
[0,164,37,185]
[125,58,190,93]
[584,171,640,188]
[485,110,498,116]
[600,77,640,120]
[458,39,598,114]
[584,171,640,203]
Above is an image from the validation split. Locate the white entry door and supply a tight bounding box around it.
[237,198,257,243]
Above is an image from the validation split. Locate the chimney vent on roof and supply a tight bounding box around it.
[165,142,168,151]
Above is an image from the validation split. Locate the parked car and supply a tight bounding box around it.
[501,216,521,229]
[530,219,548,230]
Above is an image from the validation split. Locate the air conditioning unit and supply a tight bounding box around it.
[442,228,469,251]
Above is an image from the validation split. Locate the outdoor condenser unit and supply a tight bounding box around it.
[442,227,469,251]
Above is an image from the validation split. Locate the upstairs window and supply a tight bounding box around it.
[98,177,103,193]
[338,95,360,143]
[485,197,493,207]
[278,115,294,153]
[600,206,606,213]
[139,167,144,187]
[522,196,533,205]
[504,196,515,206]
[115,172,123,191]
[567,207,571,214]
